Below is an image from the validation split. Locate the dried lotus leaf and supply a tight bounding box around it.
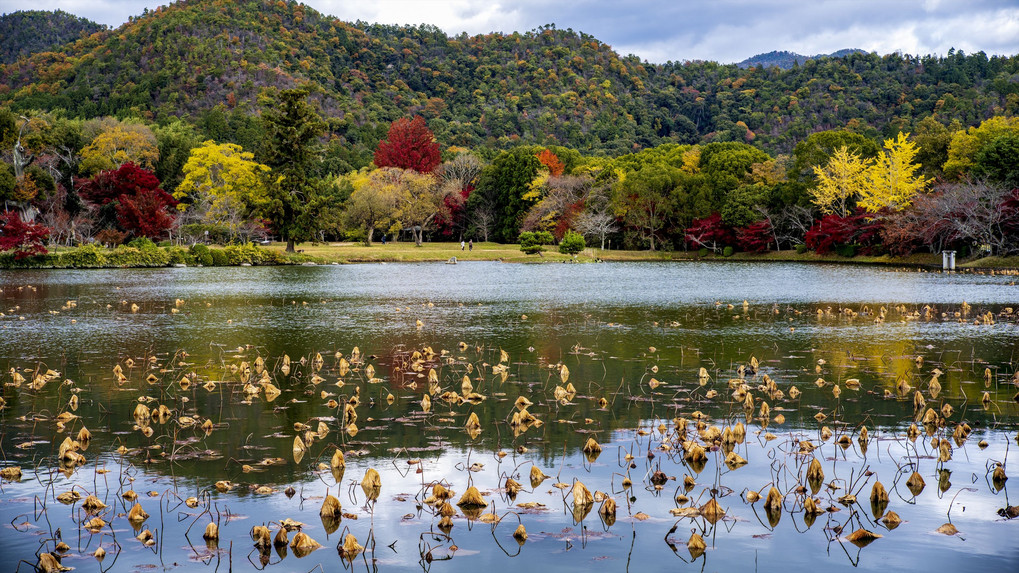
[906,472,926,496]
[724,451,747,469]
[700,498,725,524]
[936,523,958,535]
[84,517,106,533]
[320,494,342,517]
[457,486,487,508]
[362,468,381,489]
[290,531,321,557]
[504,478,522,496]
[687,531,706,558]
[845,528,882,547]
[203,522,219,541]
[127,502,148,522]
[82,495,107,513]
[529,466,551,490]
[572,481,593,506]
[341,533,363,559]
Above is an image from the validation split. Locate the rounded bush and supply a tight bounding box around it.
[60,244,107,268]
[558,230,585,255]
[209,248,229,266]
[190,244,213,266]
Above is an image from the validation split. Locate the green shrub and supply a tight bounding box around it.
[344,228,367,243]
[723,246,734,257]
[106,245,170,267]
[209,248,229,266]
[0,252,60,268]
[165,246,191,265]
[835,244,857,258]
[697,247,709,257]
[558,230,585,255]
[189,244,213,266]
[222,243,281,265]
[795,244,809,254]
[126,237,157,250]
[60,244,107,267]
[519,231,554,255]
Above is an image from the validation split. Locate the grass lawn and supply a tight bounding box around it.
[264,241,957,268]
[30,241,1015,271]
[266,241,581,263]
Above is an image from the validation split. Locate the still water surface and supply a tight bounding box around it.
[0,262,1016,572]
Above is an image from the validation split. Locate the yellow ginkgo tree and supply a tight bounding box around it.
[175,140,270,240]
[810,146,872,217]
[857,132,929,212]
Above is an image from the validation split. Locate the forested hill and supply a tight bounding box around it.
[0,10,106,65]
[2,0,1018,158]
[737,49,866,69]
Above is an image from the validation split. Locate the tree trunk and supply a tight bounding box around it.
[286,239,295,253]
[366,225,374,246]
[415,227,423,247]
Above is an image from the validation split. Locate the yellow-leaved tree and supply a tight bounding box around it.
[341,167,404,246]
[858,132,928,212]
[943,116,1019,179]
[175,141,270,240]
[80,124,159,175]
[810,146,871,217]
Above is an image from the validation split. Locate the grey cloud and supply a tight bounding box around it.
[17,0,1019,63]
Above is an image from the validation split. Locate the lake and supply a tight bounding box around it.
[0,261,1016,572]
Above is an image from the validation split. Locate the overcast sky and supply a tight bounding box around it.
[17,0,1019,63]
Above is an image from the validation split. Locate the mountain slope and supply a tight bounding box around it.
[737,49,866,69]
[2,0,1017,157]
[0,10,106,65]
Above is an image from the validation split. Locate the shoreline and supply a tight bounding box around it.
[2,242,1017,273]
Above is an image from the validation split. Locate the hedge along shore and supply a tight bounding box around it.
[2,241,1018,273]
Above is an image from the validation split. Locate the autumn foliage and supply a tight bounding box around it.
[685,212,734,253]
[536,149,564,176]
[805,209,884,255]
[82,163,178,239]
[736,220,773,252]
[0,212,51,259]
[374,116,441,173]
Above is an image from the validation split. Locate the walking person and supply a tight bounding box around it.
[468,239,473,251]
[461,240,465,251]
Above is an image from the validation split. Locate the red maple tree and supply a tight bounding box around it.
[685,212,734,253]
[736,220,773,253]
[82,163,178,239]
[373,116,441,173]
[0,212,51,259]
[805,209,883,255]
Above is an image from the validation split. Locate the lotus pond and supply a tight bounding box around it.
[0,261,1016,572]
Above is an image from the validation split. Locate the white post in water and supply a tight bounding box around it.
[942,250,957,271]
